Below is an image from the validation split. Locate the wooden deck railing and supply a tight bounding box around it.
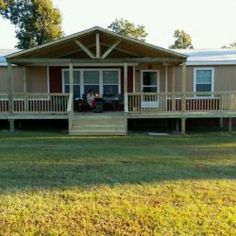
[1,91,236,115]
[0,93,9,112]
[0,93,69,113]
[126,91,236,113]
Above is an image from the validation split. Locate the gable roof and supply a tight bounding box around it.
[7,26,186,62]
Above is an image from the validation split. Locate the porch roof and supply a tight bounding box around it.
[7,26,187,66]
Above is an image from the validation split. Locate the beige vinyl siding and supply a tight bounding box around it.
[0,67,7,92]
[0,66,48,93]
[168,66,178,92]
[174,66,193,92]
[26,67,48,92]
[214,65,236,91]
[0,67,24,93]
[174,65,236,92]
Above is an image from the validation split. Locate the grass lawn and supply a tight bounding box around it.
[0,131,235,235]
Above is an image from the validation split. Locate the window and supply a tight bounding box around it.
[103,70,119,96]
[141,70,159,92]
[84,71,100,95]
[194,68,214,93]
[63,70,80,98]
[62,69,120,98]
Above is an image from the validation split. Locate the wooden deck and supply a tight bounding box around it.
[1,91,236,134]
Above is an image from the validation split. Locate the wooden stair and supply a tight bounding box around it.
[69,112,127,135]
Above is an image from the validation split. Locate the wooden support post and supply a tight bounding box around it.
[23,67,28,112]
[7,63,14,133]
[69,63,74,112]
[181,63,187,135]
[181,118,186,135]
[164,64,168,110]
[164,64,168,93]
[172,66,176,111]
[7,63,13,114]
[124,63,128,112]
[172,66,176,93]
[228,118,232,132]
[133,66,136,93]
[9,119,14,133]
[96,32,100,58]
[181,62,186,113]
[219,118,224,129]
[176,118,180,132]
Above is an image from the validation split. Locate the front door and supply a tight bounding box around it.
[141,70,160,108]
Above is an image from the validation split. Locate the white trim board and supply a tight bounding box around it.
[187,60,236,66]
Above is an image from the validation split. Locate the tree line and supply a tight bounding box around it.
[0,0,235,50]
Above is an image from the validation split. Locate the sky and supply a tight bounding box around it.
[0,0,236,49]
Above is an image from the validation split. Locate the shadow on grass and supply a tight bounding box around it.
[0,162,235,191]
[0,132,236,191]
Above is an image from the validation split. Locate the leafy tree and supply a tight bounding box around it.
[0,0,63,49]
[169,30,193,49]
[108,18,148,41]
[221,42,236,49]
[0,0,5,8]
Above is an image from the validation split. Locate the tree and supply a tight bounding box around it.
[107,18,148,41]
[169,30,193,49]
[221,42,236,49]
[0,0,5,9]
[0,0,63,49]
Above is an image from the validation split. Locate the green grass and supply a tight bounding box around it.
[0,131,235,235]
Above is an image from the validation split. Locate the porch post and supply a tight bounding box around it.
[181,62,187,135]
[219,117,224,129]
[181,62,186,111]
[164,64,168,93]
[175,118,180,132]
[23,67,28,112]
[181,118,186,135]
[172,66,176,93]
[172,66,176,111]
[133,66,136,93]
[228,118,232,132]
[164,64,168,111]
[124,63,128,112]
[69,63,74,112]
[7,63,14,133]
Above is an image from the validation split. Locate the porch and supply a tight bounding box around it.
[0,90,236,134]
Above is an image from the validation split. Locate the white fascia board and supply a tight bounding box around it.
[187,60,236,66]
